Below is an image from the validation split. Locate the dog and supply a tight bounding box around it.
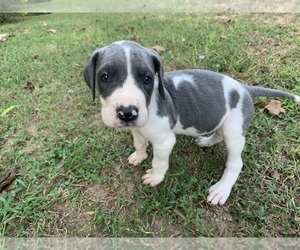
[83,40,300,205]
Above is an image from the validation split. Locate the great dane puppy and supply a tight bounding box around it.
[84,40,300,205]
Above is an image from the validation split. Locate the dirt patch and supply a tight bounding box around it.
[248,36,291,60]
[47,201,95,236]
[203,206,238,236]
[149,218,182,237]
[27,123,39,137]
[2,123,38,149]
[84,183,113,204]
[2,129,20,148]
[84,177,136,201]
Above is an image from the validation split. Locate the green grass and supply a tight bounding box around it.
[0,13,300,237]
[21,0,300,12]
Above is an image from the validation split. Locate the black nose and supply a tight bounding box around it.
[116,105,139,122]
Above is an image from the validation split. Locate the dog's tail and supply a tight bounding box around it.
[245,86,300,103]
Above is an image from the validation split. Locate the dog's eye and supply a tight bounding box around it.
[144,75,152,84]
[101,74,109,83]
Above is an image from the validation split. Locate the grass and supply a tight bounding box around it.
[0,13,300,237]
[21,0,300,12]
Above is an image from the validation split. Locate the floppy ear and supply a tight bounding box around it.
[149,50,165,100]
[83,49,102,101]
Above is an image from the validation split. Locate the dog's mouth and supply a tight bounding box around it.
[101,104,149,129]
[119,119,147,128]
[102,118,147,129]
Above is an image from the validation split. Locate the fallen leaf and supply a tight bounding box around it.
[47,29,57,34]
[149,45,165,54]
[24,82,35,92]
[0,33,9,42]
[0,171,17,193]
[41,21,48,26]
[22,29,30,35]
[214,15,234,24]
[264,100,286,116]
[220,34,227,39]
[126,26,135,33]
[255,101,268,109]
[130,35,139,42]
[271,170,281,180]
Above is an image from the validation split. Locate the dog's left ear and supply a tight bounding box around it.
[83,48,103,101]
[149,49,165,100]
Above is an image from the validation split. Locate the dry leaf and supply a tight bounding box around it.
[130,35,139,42]
[0,171,17,193]
[24,82,35,92]
[0,33,9,42]
[22,29,30,34]
[47,29,57,34]
[220,34,227,39]
[149,45,165,54]
[264,100,286,116]
[271,170,281,180]
[126,26,135,33]
[214,15,234,24]
[255,101,268,109]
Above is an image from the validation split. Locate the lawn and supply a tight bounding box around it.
[21,0,300,12]
[0,13,300,237]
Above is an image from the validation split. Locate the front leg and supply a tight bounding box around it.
[128,129,148,166]
[142,132,176,187]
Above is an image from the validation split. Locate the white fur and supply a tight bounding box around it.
[173,117,199,136]
[133,92,177,187]
[295,95,300,103]
[208,109,245,205]
[173,74,194,89]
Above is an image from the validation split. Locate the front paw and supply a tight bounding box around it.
[207,181,232,205]
[128,151,148,166]
[142,169,164,187]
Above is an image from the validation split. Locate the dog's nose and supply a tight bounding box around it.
[116,105,139,122]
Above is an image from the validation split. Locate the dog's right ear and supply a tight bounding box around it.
[83,49,103,101]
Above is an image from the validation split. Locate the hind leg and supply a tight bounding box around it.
[198,129,223,147]
[207,135,245,205]
[207,107,251,205]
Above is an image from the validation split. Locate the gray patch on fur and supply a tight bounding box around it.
[129,43,157,106]
[95,44,128,99]
[229,90,240,109]
[156,90,178,128]
[158,70,227,133]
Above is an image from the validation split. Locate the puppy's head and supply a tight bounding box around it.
[84,41,164,128]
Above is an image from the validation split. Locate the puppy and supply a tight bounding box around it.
[84,40,300,205]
